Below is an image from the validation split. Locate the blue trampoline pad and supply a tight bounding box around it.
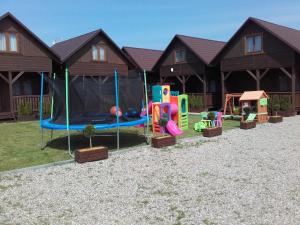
[41,116,148,131]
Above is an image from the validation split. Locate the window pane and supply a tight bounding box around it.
[254,35,262,52]
[246,37,254,53]
[175,50,181,62]
[9,33,17,51]
[0,33,6,51]
[180,50,186,61]
[92,45,98,60]
[99,47,105,61]
[175,49,185,62]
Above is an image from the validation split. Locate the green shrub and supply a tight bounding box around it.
[271,95,280,114]
[18,102,33,116]
[189,95,203,109]
[280,96,292,111]
[83,124,96,148]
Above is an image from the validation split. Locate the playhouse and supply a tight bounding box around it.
[151,85,188,136]
[239,91,269,123]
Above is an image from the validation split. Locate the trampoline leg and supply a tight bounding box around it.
[50,130,54,141]
[40,128,44,150]
[117,127,120,151]
[67,131,73,158]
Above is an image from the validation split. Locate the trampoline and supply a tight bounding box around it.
[39,69,150,156]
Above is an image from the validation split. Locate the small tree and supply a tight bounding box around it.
[272,96,280,116]
[83,124,96,148]
[207,111,216,122]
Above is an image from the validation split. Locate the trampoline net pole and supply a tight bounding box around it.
[143,70,150,143]
[65,68,72,157]
[50,73,56,119]
[40,72,44,149]
[114,69,120,150]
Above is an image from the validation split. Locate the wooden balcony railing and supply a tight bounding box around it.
[12,95,50,113]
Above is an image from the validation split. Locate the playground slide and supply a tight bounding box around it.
[166,120,183,136]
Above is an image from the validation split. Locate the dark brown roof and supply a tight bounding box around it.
[153,35,226,70]
[250,17,300,53]
[212,17,300,64]
[122,47,163,71]
[176,35,226,65]
[0,12,59,61]
[51,29,133,66]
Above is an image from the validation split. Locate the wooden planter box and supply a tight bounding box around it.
[240,121,256,130]
[268,115,283,123]
[277,110,296,117]
[203,126,222,138]
[75,146,108,163]
[151,135,176,148]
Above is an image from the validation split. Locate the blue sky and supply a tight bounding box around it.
[1,0,300,50]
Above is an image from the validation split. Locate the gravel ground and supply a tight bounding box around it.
[1,116,300,225]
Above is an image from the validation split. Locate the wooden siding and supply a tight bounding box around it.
[67,34,128,75]
[221,21,294,71]
[221,52,293,71]
[159,41,205,77]
[69,62,128,76]
[0,55,52,72]
[160,62,205,77]
[0,16,53,72]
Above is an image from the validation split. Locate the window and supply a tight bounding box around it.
[92,45,98,61]
[245,34,262,53]
[92,45,106,62]
[9,33,17,52]
[0,32,18,52]
[175,49,186,62]
[99,47,105,61]
[0,33,6,51]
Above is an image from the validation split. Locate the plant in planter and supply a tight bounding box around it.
[151,133,176,148]
[279,96,294,117]
[83,124,96,148]
[75,124,108,163]
[203,111,222,138]
[268,96,283,123]
[240,106,256,129]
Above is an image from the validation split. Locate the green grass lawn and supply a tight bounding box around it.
[0,115,240,172]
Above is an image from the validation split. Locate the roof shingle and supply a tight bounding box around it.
[176,35,226,65]
[122,47,163,71]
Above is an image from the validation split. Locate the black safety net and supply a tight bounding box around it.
[46,73,144,125]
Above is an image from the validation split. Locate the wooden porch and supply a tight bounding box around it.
[0,95,50,120]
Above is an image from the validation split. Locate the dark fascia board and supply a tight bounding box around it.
[211,17,300,65]
[59,29,135,68]
[0,12,60,62]
[153,35,213,71]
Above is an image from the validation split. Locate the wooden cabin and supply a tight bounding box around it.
[212,17,300,112]
[0,12,59,120]
[153,35,225,111]
[51,29,134,77]
[122,46,163,85]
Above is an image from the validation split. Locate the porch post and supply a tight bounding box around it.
[182,76,186,93]
[203,72,207,110]
[292,66,296,112]
[8,72,14,118]
[221,71,225,108]
[256,69,260,90]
